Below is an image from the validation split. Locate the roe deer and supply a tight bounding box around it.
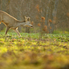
[0,10,33,36]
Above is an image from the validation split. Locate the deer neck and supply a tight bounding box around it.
[16,20,26,27]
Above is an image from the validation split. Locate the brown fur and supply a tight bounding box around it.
[0,10,32,36]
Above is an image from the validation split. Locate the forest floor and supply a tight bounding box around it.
[0,32,69,69]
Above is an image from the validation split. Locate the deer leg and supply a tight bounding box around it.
[14,28,21,36]
[5,27,10,35]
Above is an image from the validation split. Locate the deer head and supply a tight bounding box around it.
[24,16,33,27]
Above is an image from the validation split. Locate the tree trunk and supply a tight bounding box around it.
[45,0,51,25]
[50,0,59,33]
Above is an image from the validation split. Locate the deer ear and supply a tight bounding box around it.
[25,16,27,22]
[25,16,26,19]
[28,17,30,21]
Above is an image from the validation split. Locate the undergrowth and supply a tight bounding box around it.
[0,32,69,69]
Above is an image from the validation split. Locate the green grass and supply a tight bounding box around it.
[53,29,69,34]
[0,32,69,69]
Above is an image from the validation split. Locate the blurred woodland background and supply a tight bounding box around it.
[0,0,69,33]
